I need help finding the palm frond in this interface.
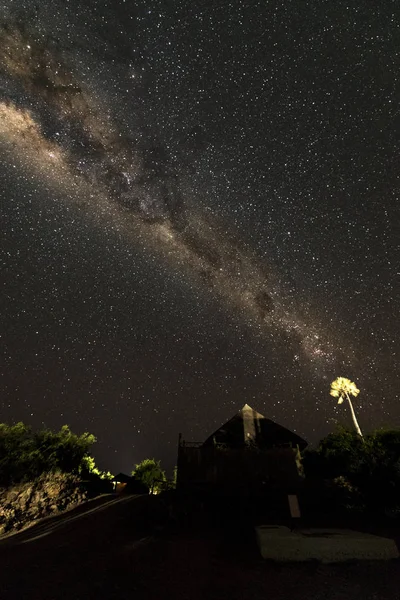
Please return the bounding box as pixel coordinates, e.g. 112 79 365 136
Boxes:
330 377 360 398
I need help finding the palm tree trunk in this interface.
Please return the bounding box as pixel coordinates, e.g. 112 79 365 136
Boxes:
345 392 363 437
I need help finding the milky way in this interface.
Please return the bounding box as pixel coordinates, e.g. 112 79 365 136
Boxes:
0 22 345 375
1 2 398 472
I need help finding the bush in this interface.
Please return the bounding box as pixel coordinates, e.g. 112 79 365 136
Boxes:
0 422 96 487
302 426 400 517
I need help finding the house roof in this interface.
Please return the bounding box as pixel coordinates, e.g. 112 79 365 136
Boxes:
112 472 132 483
202 404 307 450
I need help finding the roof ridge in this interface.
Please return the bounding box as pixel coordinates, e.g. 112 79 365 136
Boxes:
239 404 266 419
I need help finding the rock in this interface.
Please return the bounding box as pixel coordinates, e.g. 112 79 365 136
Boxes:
0 472 88 534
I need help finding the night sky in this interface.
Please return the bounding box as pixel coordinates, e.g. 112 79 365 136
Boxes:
1 1 399 474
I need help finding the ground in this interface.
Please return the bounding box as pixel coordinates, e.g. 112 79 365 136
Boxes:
0 493 399 599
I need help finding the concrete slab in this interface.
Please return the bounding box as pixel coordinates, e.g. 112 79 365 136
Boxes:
255 525 400 563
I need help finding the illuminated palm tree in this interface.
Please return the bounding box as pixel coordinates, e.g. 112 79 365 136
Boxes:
330 377 363 437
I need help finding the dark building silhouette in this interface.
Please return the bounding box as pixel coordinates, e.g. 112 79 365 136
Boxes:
202 404 307 450
111 472 148 494
177 404 307 496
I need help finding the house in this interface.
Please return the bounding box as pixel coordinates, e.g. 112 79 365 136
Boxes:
111 472 149 495
112 472 132 493
177 404 307 495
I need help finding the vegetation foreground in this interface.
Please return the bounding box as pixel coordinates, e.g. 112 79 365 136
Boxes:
0 422 173 534
0 415 400 536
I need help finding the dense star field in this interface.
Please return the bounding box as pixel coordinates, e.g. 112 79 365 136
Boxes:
1 1 398 473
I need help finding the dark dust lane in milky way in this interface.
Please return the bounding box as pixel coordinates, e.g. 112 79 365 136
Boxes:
0 21 344 376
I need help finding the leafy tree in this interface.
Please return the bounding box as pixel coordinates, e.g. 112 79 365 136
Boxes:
132 458 166 494
53 426 96 474
330 377 363 436
0 422 96 487
303 426 365 480
79 455 114 481
303 426 400 516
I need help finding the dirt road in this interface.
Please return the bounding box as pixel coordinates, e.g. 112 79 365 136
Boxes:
1 494 400 600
